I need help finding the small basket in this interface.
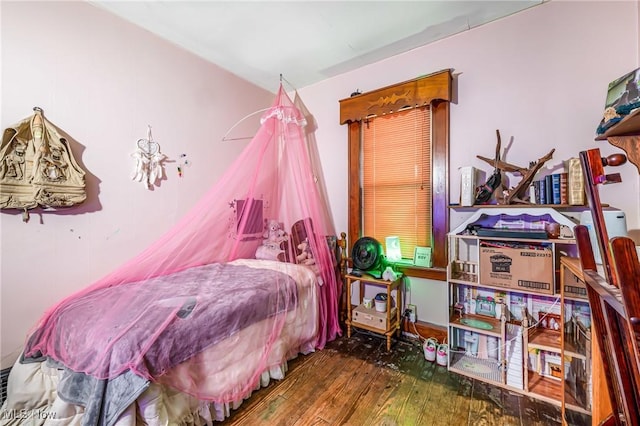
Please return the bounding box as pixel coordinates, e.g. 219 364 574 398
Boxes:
436 344 448 367
423 338 438 362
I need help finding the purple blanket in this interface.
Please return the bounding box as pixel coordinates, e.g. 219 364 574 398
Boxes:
26 263 298 379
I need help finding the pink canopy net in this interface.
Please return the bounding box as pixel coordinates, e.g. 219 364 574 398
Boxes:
23 86 342 404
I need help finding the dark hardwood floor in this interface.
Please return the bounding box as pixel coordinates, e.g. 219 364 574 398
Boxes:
221 330 591 425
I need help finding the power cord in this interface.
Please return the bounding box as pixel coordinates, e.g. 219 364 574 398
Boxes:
401 310 444 349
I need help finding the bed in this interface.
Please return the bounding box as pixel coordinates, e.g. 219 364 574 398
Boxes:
1 85 345 426
0 256 337 425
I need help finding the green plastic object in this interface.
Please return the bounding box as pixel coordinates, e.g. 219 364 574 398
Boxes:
460 318 493 330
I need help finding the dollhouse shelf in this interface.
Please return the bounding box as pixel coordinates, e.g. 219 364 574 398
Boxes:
528 371 590 415
449 353 503 385
528 328 560 352
528 328 585 360
447 207 597 421
528 372 562 402
449 313 502 337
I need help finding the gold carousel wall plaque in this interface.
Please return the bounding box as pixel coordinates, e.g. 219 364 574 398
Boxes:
0 107 87 220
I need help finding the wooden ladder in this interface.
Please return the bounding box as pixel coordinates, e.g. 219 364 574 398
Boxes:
575 148 640 426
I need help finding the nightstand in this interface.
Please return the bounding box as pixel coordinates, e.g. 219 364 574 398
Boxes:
344 273 403 350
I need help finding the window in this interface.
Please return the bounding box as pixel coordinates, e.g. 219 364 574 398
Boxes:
339 70 452 280
362 107 431 260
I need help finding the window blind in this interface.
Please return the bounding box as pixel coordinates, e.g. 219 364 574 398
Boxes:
362 106 432 260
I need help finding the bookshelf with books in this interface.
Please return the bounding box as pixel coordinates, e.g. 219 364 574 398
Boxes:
530 160 583 206
532 172 571 206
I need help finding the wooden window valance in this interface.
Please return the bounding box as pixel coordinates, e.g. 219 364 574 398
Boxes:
339 69 453 124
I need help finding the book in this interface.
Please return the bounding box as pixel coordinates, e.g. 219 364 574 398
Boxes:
533 180 541 204
545 175 553 205
538 178 547 205
460 166 476 207
567 158 585 205
529 183 537 204
559 172 568 204
551 173 561 204
413 246 432 267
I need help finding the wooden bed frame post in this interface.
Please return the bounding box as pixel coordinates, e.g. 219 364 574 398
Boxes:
576 148 640 426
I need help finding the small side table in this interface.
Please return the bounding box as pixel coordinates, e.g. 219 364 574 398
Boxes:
344 272 403 350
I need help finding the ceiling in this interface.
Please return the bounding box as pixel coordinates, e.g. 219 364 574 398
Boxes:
90 1 543 93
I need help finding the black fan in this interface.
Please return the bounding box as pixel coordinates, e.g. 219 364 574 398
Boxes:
351 237 385 279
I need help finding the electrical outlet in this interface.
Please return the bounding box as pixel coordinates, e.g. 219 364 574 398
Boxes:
407 304 416 323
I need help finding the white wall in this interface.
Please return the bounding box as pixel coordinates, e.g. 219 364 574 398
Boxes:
0 1 274 368
299 0 640 328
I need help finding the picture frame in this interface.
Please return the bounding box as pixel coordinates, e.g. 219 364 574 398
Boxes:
604 67 640 110
598 67 640 135
413 246 432 267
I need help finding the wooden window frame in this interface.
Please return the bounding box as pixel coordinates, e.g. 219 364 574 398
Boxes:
339 69 452 281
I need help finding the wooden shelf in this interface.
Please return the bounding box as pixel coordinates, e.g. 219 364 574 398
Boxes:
595 108 640 140
595 109 640 173
449 313 503 337
563 340 587 360
448 277 478 286
528 371 563 406
528 328 561 352
449 204 590 210
527 371 590 414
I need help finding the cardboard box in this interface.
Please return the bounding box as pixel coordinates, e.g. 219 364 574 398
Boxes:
352 305 396 332
479 245 554 295
560 257 588 300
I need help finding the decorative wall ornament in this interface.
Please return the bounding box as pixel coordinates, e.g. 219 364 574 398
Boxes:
131 125 166 189
0 107 87 219
476 129 555 205
177 153 190 178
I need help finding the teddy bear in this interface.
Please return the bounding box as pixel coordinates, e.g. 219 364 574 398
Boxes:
296 238 315 265
255 219 288 261
263 219 287 246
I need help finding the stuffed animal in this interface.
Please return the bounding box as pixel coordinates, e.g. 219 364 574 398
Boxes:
263 219 286 246
296 238 315 265
382 266 398 282
256 219 288 261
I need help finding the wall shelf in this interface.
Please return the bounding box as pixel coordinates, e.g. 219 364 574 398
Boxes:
595 108 640 140
595 109 640 173
449 204 592 211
